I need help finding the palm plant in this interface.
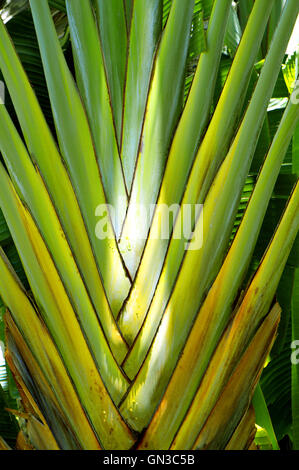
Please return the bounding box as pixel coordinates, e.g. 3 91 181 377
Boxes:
0 0 298 450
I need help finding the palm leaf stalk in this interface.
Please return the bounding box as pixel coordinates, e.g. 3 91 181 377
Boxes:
119 0 276 351
119 0 298 429
0 0 298 450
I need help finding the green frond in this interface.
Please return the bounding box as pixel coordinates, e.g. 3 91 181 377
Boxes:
0 0 298 450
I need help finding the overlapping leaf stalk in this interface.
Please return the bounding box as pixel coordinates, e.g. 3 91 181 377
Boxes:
0 0 298 450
